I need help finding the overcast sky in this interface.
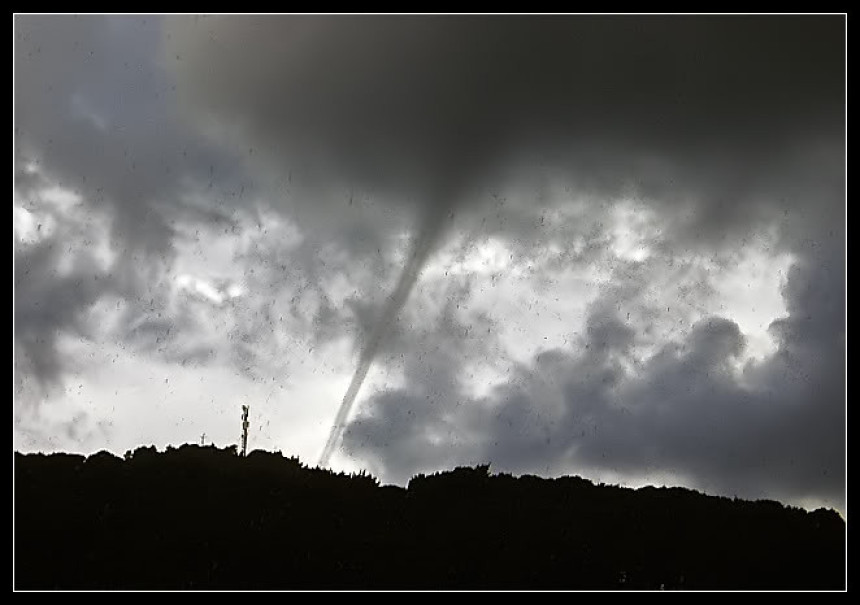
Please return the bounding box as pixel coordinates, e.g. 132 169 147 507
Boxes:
13 15 845 513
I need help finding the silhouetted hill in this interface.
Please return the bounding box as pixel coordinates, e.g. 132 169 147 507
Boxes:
14 447 845 590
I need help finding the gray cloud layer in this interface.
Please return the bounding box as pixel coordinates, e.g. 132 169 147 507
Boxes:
344 243 845 507
14 15 251 388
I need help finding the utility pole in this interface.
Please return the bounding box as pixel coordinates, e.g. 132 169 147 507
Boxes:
241 405 250 457
200 433 206 446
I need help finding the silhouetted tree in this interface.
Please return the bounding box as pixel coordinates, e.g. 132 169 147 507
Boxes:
14 448 845 590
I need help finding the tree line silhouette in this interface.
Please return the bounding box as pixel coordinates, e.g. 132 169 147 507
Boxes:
15 446 845 590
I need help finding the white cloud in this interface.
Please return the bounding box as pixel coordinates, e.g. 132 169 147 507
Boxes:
175 274 240 305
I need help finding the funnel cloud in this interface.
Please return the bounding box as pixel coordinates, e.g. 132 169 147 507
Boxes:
319 209 447 465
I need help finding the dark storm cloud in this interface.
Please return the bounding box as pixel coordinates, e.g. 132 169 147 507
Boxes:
17 14 845 287
168 15 843 239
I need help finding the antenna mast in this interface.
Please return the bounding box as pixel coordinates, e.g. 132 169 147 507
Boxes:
241 405 250 457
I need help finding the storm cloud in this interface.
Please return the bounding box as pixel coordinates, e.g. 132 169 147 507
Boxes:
166 16 842 237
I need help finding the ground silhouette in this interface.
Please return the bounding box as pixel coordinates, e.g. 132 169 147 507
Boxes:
14 446 845 590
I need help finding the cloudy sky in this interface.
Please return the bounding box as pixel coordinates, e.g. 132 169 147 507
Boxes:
14 15 845 513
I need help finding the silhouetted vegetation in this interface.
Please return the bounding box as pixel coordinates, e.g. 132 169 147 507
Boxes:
15 447 844 590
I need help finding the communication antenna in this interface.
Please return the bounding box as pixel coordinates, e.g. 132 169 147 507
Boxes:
241 405 250 457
